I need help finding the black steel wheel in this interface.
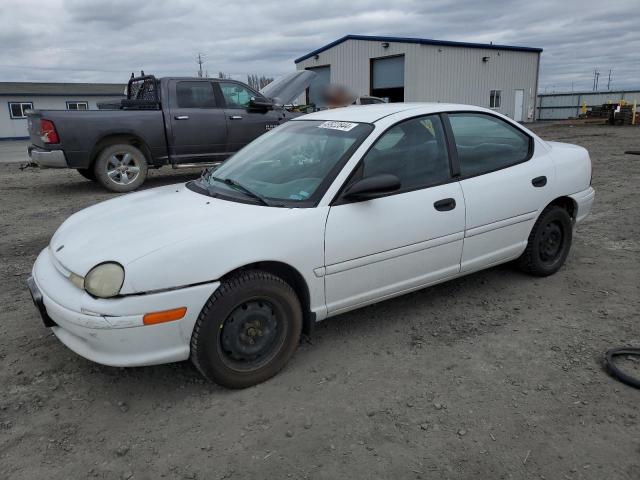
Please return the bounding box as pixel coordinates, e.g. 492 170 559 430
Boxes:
517 205 573 276
219 299 284 371
190 270 302 388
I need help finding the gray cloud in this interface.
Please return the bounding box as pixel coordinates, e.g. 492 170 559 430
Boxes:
0 0 638 93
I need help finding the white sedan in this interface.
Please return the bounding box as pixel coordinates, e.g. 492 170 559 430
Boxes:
28 103 595 388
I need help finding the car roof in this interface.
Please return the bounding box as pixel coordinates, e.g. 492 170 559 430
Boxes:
295 102 488 123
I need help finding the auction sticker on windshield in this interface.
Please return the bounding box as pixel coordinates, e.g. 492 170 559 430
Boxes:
318 121 359 132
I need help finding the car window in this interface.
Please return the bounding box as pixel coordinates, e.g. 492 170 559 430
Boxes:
449 113 530 177
176 81 216 108
360 115 451 191
219 82 256 108
202 120 373 204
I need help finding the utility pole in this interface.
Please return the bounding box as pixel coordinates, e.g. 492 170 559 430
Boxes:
607 69 612 90
196 53 205 78
593 68 600 91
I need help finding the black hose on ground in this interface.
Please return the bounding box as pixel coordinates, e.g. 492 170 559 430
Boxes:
624 151 640 155
604 347 640 389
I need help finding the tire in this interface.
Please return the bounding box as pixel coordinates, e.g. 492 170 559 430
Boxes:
94 144 148 192
517 205 573 277
190 270 303 388
76 168 97 181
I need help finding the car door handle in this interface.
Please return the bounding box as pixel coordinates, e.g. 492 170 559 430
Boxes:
174 115 189 120
434 198 456 211
532 176 547 187
229 115 243 120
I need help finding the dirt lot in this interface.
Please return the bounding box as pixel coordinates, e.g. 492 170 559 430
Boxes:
0 123 639 480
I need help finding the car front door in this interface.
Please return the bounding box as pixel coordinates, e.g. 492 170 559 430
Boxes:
168 80 228 163
323 114 466 315
447 112 555 273
218 81 282 153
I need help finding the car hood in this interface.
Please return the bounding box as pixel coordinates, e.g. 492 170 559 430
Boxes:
260 70 316 105
49 183 294 287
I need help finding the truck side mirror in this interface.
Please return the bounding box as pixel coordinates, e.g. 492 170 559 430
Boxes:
249 97 274 111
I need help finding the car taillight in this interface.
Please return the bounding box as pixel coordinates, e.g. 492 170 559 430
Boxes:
40 119 60 144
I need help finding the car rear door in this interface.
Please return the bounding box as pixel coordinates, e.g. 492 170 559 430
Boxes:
446 112 555 272
218 81 282 153
167 79 228 163
323 114 465 315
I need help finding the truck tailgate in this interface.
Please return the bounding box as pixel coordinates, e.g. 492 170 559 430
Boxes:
26 112 45 148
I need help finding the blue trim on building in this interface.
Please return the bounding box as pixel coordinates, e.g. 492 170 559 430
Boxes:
294 34 543 64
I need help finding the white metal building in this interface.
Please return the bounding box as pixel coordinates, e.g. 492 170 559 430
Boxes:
537 90 640 120
0 82 125 139
295 35 542 121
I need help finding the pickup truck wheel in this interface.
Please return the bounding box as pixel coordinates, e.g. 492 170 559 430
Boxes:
190 270 303 389
517 205 573 277
76 168 96 181
94 144 148 192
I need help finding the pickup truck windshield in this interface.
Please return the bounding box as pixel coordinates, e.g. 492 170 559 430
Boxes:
200 120 373 205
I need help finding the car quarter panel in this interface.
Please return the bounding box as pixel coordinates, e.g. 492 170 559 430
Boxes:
546 141 592 197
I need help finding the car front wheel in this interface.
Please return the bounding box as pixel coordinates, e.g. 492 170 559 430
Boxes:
190 270 303 388
517 205 573 276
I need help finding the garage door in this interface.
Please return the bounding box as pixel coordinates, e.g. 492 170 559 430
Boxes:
371 55 404 102
306 66 331 107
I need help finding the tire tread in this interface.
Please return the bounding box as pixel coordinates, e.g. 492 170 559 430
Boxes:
190 270 300 387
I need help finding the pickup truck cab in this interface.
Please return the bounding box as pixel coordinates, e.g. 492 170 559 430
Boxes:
27 73 311 192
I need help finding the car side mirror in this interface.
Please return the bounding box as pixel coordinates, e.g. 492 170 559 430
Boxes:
343 174 401 201
249 97 274 111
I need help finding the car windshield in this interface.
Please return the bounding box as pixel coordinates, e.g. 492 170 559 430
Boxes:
199 120 373 205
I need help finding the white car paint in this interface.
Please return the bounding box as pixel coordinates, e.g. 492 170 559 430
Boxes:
30 102 595 368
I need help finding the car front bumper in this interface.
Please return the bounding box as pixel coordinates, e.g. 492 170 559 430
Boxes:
28 146 68 168
29 248 220 367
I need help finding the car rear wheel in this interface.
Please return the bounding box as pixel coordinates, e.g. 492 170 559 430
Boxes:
517 205 573 276
190 270 303 388
94 144 148 192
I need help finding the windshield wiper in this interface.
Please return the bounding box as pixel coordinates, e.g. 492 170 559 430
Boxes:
209 175 271 207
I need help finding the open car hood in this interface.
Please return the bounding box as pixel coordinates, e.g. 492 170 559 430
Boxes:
260 70 316 105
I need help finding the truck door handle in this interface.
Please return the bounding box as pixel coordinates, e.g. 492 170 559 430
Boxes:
434 198 456 211
532 176 547 187
174 115 189 120
229 115 243 120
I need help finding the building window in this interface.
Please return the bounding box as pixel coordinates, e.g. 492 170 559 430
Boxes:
489 90 501 108
66 101 89 110
9 102 33 119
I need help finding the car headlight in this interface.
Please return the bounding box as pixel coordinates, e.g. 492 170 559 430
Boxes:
84 262 125 298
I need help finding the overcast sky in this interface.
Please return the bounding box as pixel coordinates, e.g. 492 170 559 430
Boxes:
1 0 638 93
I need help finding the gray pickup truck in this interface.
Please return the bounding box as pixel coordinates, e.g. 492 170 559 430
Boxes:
27 72 313 192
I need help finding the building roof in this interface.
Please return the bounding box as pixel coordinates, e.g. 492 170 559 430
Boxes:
295 34 543 63
0 82 126 96
293 102 491 123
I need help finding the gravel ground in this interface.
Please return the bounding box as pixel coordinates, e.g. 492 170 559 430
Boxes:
0 140 30 164
0 123 639 480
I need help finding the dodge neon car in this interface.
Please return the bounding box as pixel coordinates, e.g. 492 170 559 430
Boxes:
28 103 595 388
